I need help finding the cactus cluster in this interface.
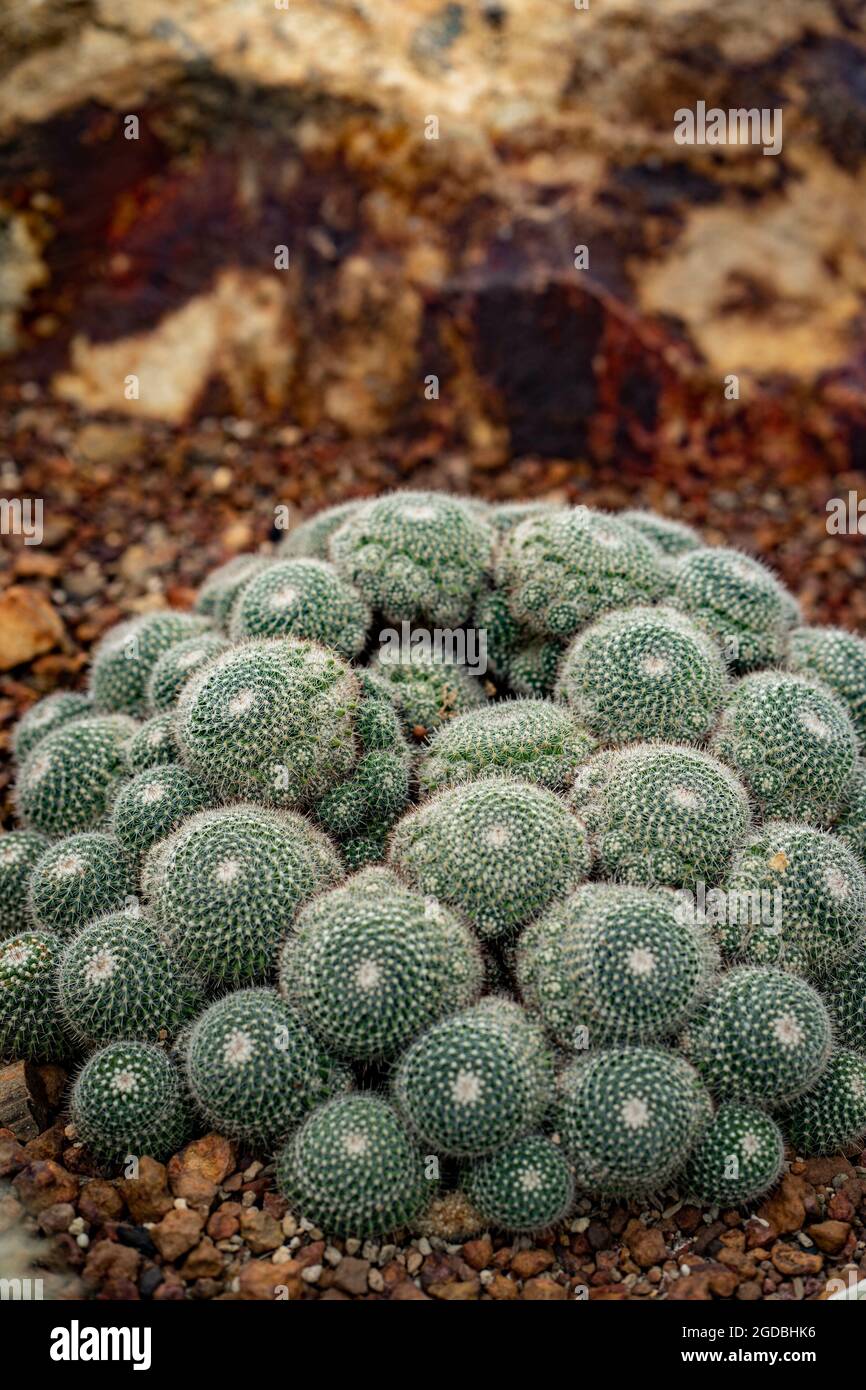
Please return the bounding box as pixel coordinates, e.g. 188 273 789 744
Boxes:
2 494 866 1240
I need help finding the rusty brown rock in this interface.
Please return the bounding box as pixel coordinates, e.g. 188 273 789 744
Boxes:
770 1243 824 1277
0 587 65 671
428 1278 481 1300
332 1256 371 1297
757 1173 808 1235
462 1234 494 1271
239 1207 283 1255
150 1207 205 1262
511 1248 555 1280
805 1221 851 1256
82 1239 142 1289
120 1157 174 1223
78 1179 125 1226
522 1275 567 1300
207 1204 241 1241
238 1258 293 1300
625 1220 668 1269
181 1238 225 1281
12 1159 78 1213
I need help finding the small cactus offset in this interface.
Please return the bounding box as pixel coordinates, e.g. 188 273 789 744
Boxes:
279 867 483 1060
0 931 70 1062
834 759 866 861
620 510 703 558
11 691 92 763
504 636 565 699
569 743 750 889
496 506 667 641
143 804 342 987
681 967 832 1105
463 1134 575 1233
780 1050 866 1156
669 547 791 672
184 988 350 1150
712 672 857 823
389 776 590 939
27 832 135 937
71 1041 193 1164
329 490 495 628
785 625 866 746
556 606 728 745
683 1102 785 1206
228 557 371 658
393 999 554 1157
368 647 486 738
15 714 138 836
109 763 213 863
125 713 179 772
193 554 273 625
280 499 368 560
0 830 50 939
516 882 718 1049
146 633 232 713
89 611 213 717
718 821 866 978
57 909 203 1047
275 1093 429 1237
824 946 866 1052
417 699 595 794
555 1048 711 1198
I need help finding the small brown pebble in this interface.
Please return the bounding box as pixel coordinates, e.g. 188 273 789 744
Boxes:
511 1248 554 1280
625 1219 668 1269
800 1156 856 1186
12 1160 79 1214
333 1256 371 1297
120 1157 174 1223
389 1281 431 1300
675 1205 701 1234
770 1242 823 1277
207 1207 240 1241
78 1179 124 1226
0 1135 26 1178
82 1239 142 1289
37 1201 75 1234
0 1193 24 1233
428 1278 480 1300
522 1275 567 1300
462 1234 494 1270
736 1280 763 1301
586 1220 612 1251
151 1207 205 1262
486 1273 519 1300
240 1207 283 1254
757 1173 808 1235
805 1220 851 1255
182 1238 225 1281
238 1259 292 1300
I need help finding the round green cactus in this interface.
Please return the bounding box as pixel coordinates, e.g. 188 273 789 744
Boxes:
193 553 273 625
281 500 369 560
0 931 70 1061
146 632 232 713
496 506 666 641
90 611 212 717
681 967 832 1104
505 637 565 698
393 999 554 1156
314 673 411 841
620 510 703 558
463 1134 574 1233
823 946 866 1052
780 1050 866 1155
834 759 866 861
27 832 135 937
718 821 866 978
228 557 371 658
329 490 494 629
556 606 728 745
275 1092 429 1237
388 776 590 940
516 882 718 1049
109 763 213 863
57 909 203 1047
712 672 857 823
15 714 138 837
569 743 750 889
670 547 792 672
71 1041 193 1165
683 1102 785 1206
785 625 866 746
490 500 564 535
184 987 349 1150
280 867 482 1060
142 804 342 986
369 646 486 738
0 830 50 939
12 691 92 763
125 713 179 772
417 700 595 794
555 1047 711 1198
175 637 361 807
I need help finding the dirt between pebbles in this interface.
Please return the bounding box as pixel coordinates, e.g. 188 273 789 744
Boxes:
1 391 866 1300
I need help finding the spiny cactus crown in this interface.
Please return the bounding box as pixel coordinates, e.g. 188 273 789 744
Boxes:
143 803 342 987
496 505 667 641
517 882 718 1049
556 605 729 746
555 1047 711 1199
281 499 368 560
0 830 50 939
417 699 595 794
27 832 135 937
569 742 750 888
620 510 703 558
683 1102 785 1207
712 671 857 823
184 987 349 1150
280 867 483 1060
15 714 138 837
109 762 213 864
71 1041 192 1164
389 775 591 939
228 557 371 659
681 966 832 1105
824 945 866 1052
368 646 486 738
785 625 866 746
12 691 92 763
89 611 213 717
125 712 178 772
193 553 273 625
669 547 794 673
146 632 232 713
276 1092 429 1238
779 1050 866 1156
835 759 866 861
0 931 70 1062
330 490 495 628
719 821 866 978
463 1134 574 1234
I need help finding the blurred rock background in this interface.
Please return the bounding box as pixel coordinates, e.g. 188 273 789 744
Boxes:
1 0 866 811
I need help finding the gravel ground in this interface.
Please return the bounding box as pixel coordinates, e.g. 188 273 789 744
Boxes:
2 385 866 1300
